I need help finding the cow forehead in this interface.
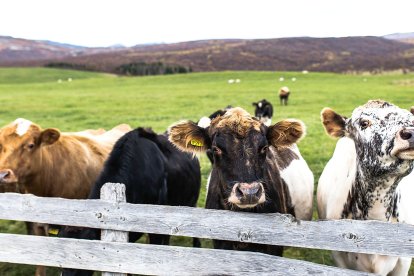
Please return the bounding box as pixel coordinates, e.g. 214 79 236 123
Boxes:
211 107 262 137
0 118 38 141
351 101 412 122
13 118 33 136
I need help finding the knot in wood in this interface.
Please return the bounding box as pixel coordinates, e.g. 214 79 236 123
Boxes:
342 232 365 244
238 230 253 242
171 226 180 234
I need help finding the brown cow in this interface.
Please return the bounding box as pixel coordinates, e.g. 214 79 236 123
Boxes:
0 118 131 276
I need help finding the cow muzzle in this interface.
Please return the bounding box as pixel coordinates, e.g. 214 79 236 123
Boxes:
0 169 18 184
228 182 265 208
393 127 414 159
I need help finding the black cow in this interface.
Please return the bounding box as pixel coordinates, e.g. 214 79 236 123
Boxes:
252 99 273 126
169 107 308 256
60 128 201 276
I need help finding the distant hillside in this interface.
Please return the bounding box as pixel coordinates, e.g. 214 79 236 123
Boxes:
384 32 414 45
1 36 414 73
0 36 118 64
0 36 84 63
48 36 414 73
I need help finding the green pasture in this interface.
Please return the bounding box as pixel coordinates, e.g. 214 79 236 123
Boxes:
0 67 413 275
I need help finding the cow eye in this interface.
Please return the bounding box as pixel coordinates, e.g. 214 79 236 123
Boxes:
212 146 222 156
27 143 35 150
359 119 371 129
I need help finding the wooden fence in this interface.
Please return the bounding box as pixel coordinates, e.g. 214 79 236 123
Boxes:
0 182 413 275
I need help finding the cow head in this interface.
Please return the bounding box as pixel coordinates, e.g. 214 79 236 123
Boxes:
169 107 305 209
321 100 414 177
0 119 60 184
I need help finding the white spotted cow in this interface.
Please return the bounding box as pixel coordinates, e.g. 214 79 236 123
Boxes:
318 100 414 275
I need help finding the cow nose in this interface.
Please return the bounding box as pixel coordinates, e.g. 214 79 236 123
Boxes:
399 128 414 141
0 169 14 183
235 183 263 202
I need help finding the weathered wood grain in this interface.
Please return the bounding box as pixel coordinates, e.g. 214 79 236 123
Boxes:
0 192 413 257
0 233 372 275
100 183 128 276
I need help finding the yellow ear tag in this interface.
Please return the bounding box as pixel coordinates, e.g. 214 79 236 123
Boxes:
190 140 203 147
48 228 59 235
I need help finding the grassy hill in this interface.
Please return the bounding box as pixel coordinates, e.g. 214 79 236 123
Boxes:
0 68 414 275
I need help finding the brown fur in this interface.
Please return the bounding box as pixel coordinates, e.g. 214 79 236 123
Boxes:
0 120 131 276
0 120 130 198
321 108 346 137
212 107 261 137
168 120 209 153
267 119 305 147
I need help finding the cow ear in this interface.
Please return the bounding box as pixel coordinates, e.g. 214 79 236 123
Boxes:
321 108 347 138
410 106 414 115
252 102 258 106
267 119 305 147
40 128 60 145
168 121 210 153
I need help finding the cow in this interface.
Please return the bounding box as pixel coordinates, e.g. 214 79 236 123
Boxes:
318 100 414 275
169 107 314 255
60 128 201 276
0 118 131 276
279 86 290 106
252 99 273 126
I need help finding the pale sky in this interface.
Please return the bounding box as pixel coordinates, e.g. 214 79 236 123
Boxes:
0 0 412 47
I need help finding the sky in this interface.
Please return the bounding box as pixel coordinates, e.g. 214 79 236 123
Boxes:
0 0 413 47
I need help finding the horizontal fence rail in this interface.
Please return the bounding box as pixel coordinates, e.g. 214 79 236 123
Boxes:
0 233 372 276
0 192 413 258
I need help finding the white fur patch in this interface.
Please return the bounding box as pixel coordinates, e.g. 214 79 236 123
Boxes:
13 118 32 136
261 117 272 127
280 144 314 220
317 137 356 219
198 117 211 128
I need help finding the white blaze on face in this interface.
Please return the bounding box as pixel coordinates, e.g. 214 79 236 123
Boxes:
258 102 262 108
197 117 212 128
13 118 32 136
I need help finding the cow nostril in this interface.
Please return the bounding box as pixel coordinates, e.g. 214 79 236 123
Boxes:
235 185 244 198
0 170 10 180
400 129 413 140
255 185 263 197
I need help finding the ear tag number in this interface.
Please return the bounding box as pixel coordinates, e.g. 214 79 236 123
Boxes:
190 140 203 147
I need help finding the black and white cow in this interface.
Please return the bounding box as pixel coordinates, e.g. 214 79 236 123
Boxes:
60 128 201 276
169 107 313 255
252 99 273 126
318 100 414 275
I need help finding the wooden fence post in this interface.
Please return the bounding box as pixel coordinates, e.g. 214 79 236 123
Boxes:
100 183 128 276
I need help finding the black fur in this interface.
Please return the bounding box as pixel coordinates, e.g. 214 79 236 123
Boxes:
252 99 273 121
205 128 292 256
60 128 201 276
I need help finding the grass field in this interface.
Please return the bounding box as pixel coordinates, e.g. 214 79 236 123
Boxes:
0 67 413 275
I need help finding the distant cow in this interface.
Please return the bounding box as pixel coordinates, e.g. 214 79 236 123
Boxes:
0 118 130 276
279 86 290 105
318 100 414 275
252 99 273 126
60 128 201 276
169 107 313 255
